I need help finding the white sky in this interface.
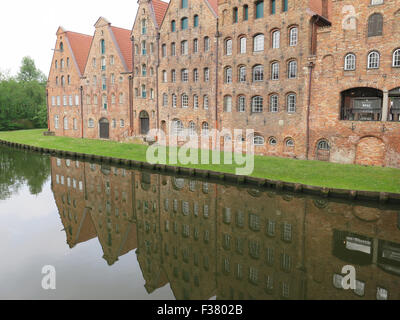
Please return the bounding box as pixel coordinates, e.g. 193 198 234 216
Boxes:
0 0 140 77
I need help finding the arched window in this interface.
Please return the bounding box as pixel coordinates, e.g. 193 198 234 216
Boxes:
368 51 380 69
344 53 356 71
171 42 176 56
181 40 188 55
286 139 295 148
142 64 147 76
233 7 238 23
173 119 184 136
253 65 264 82
368 13 383 37
171 69 176 82
225 67 233 83
61 76 65 86
239 36 247 54
181 94 189 108
289 27 298 46
238 66 246 82
243 5 249 21
317 140 330 151
253 34 264 52
189 122 196 136
288 60 297 78
141 19 147 34
60 42 64 52
54 115 59 129
225 38 233 55
254 135 265 146
172 94 177 108
252 96 263 113
181 69 189 82
204 37 210 52
224 95 232 112
171 20 176 32
181 17 189 30
193 95 199 109
271 62 279 80
287 94 296 113
393 49 400 67
181 0 188 8
194 15 199 27
193 69 199 82
272 30 280 49
203 95 209 109
255 1 264 19
88 119 94 128
270 94 279 112
269 137 278 146
141 41 147 55
193 39 198 53
63 117 68 130
163 93 168 107
100 39 106 54
102 94 107 109
202 122 209 136
234 95 245 112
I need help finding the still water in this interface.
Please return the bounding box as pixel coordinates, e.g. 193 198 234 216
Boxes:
0 145 399 300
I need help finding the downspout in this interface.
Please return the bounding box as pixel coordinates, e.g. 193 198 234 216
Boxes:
46 89 50 131
80 85 84 139
306 62 314 161
130 36 135 136
156 32 160 132
214 19 220 150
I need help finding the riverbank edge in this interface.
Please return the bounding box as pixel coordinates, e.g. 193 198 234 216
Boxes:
1 138 399 205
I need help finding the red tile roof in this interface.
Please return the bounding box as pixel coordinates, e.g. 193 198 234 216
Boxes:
152 0 169 27
205 0 218 16
110 26 133 72
66 31 92 75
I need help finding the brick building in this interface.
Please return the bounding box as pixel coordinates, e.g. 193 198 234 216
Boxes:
47 27 92 138
310 0 400 167
47 0 400 168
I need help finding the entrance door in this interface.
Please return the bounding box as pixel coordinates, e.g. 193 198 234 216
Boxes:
99 118 109 139
139 111 150 135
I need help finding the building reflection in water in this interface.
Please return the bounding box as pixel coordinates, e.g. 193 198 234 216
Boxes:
50 157 400 300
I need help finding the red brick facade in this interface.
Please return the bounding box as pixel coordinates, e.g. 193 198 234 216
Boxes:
47 0 400 168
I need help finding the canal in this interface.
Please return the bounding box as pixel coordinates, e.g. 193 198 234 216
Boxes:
0 145 399 300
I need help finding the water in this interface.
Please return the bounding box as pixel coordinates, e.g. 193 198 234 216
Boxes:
0 145 399 300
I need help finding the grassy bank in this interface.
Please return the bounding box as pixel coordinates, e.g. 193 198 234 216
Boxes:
1 129 400 193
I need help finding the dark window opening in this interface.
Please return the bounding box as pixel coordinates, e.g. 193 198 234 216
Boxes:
368 13 383 37
389 88 400 122
340 87 383 121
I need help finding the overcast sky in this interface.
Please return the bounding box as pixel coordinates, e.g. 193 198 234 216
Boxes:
0 0 141 76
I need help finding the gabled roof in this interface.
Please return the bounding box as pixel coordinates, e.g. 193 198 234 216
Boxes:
152 0 169 27
110 26 133 72
65 31 93 75
205 0 218 16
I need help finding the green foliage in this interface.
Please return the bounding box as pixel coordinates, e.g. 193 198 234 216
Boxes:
0 57 47 131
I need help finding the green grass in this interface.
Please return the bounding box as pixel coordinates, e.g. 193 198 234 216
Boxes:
1 129 400 193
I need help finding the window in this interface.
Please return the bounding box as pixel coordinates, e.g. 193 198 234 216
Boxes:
253 65 264 82
225 67 233 83
368 51 380 69
287 94 296 113
204 68 210 82
88 119 94 128
171 69 176 82
181 17 189 30
102 75 107 90
163 93 168 107
233 7 238 23
238 96 246 112
101 57 106 71
243 5 249 20
252 96 263 113
283 0 288 11
102 94 107 109
67 75 71 85
110 55 114 65
135 45 139 55
194 15 199 27
172 94 177 108
194 95 199 109
270 0 276 14
171 42 176 56
254 34 264 52
93 95 98 105
181 0 188 8
181 40 188 55
141 19 147 34
111 73 115 84
142 64 147 77
225 39 233 55
111 93 116 104
120 119 125 128
269 137 277 146
255 1 264 19
61 59 65 69
202 122 209 136
203 95 209 109
286 139 295 147
288 60 297 78
61 76 65 86
100 39 106 54
289 27 298 46
204 37 210 52
182 94 189 108
181 69 189 82
55 76 58 86
193 69 199 82
173 120 184 136
119 93 124 104
63 117 68 130
142 41 147 55
270 94 279 112
171 20 176 32
112 119 117 128
368 13 383 37
271 62 279 80
393 49 400 67
224 95 233 112
63 95 67 106
344 54 356 71
193 39 198 53
73 118 77 130
141 85 147 98
254 135 265 146
239 66 246 82
51 96 56 106
54 115 59 129
239 37 247 54
189 122 196 136
162 70 167 82
272 30 280 48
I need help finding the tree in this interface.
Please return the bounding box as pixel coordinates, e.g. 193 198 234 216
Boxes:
17 56 46 83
